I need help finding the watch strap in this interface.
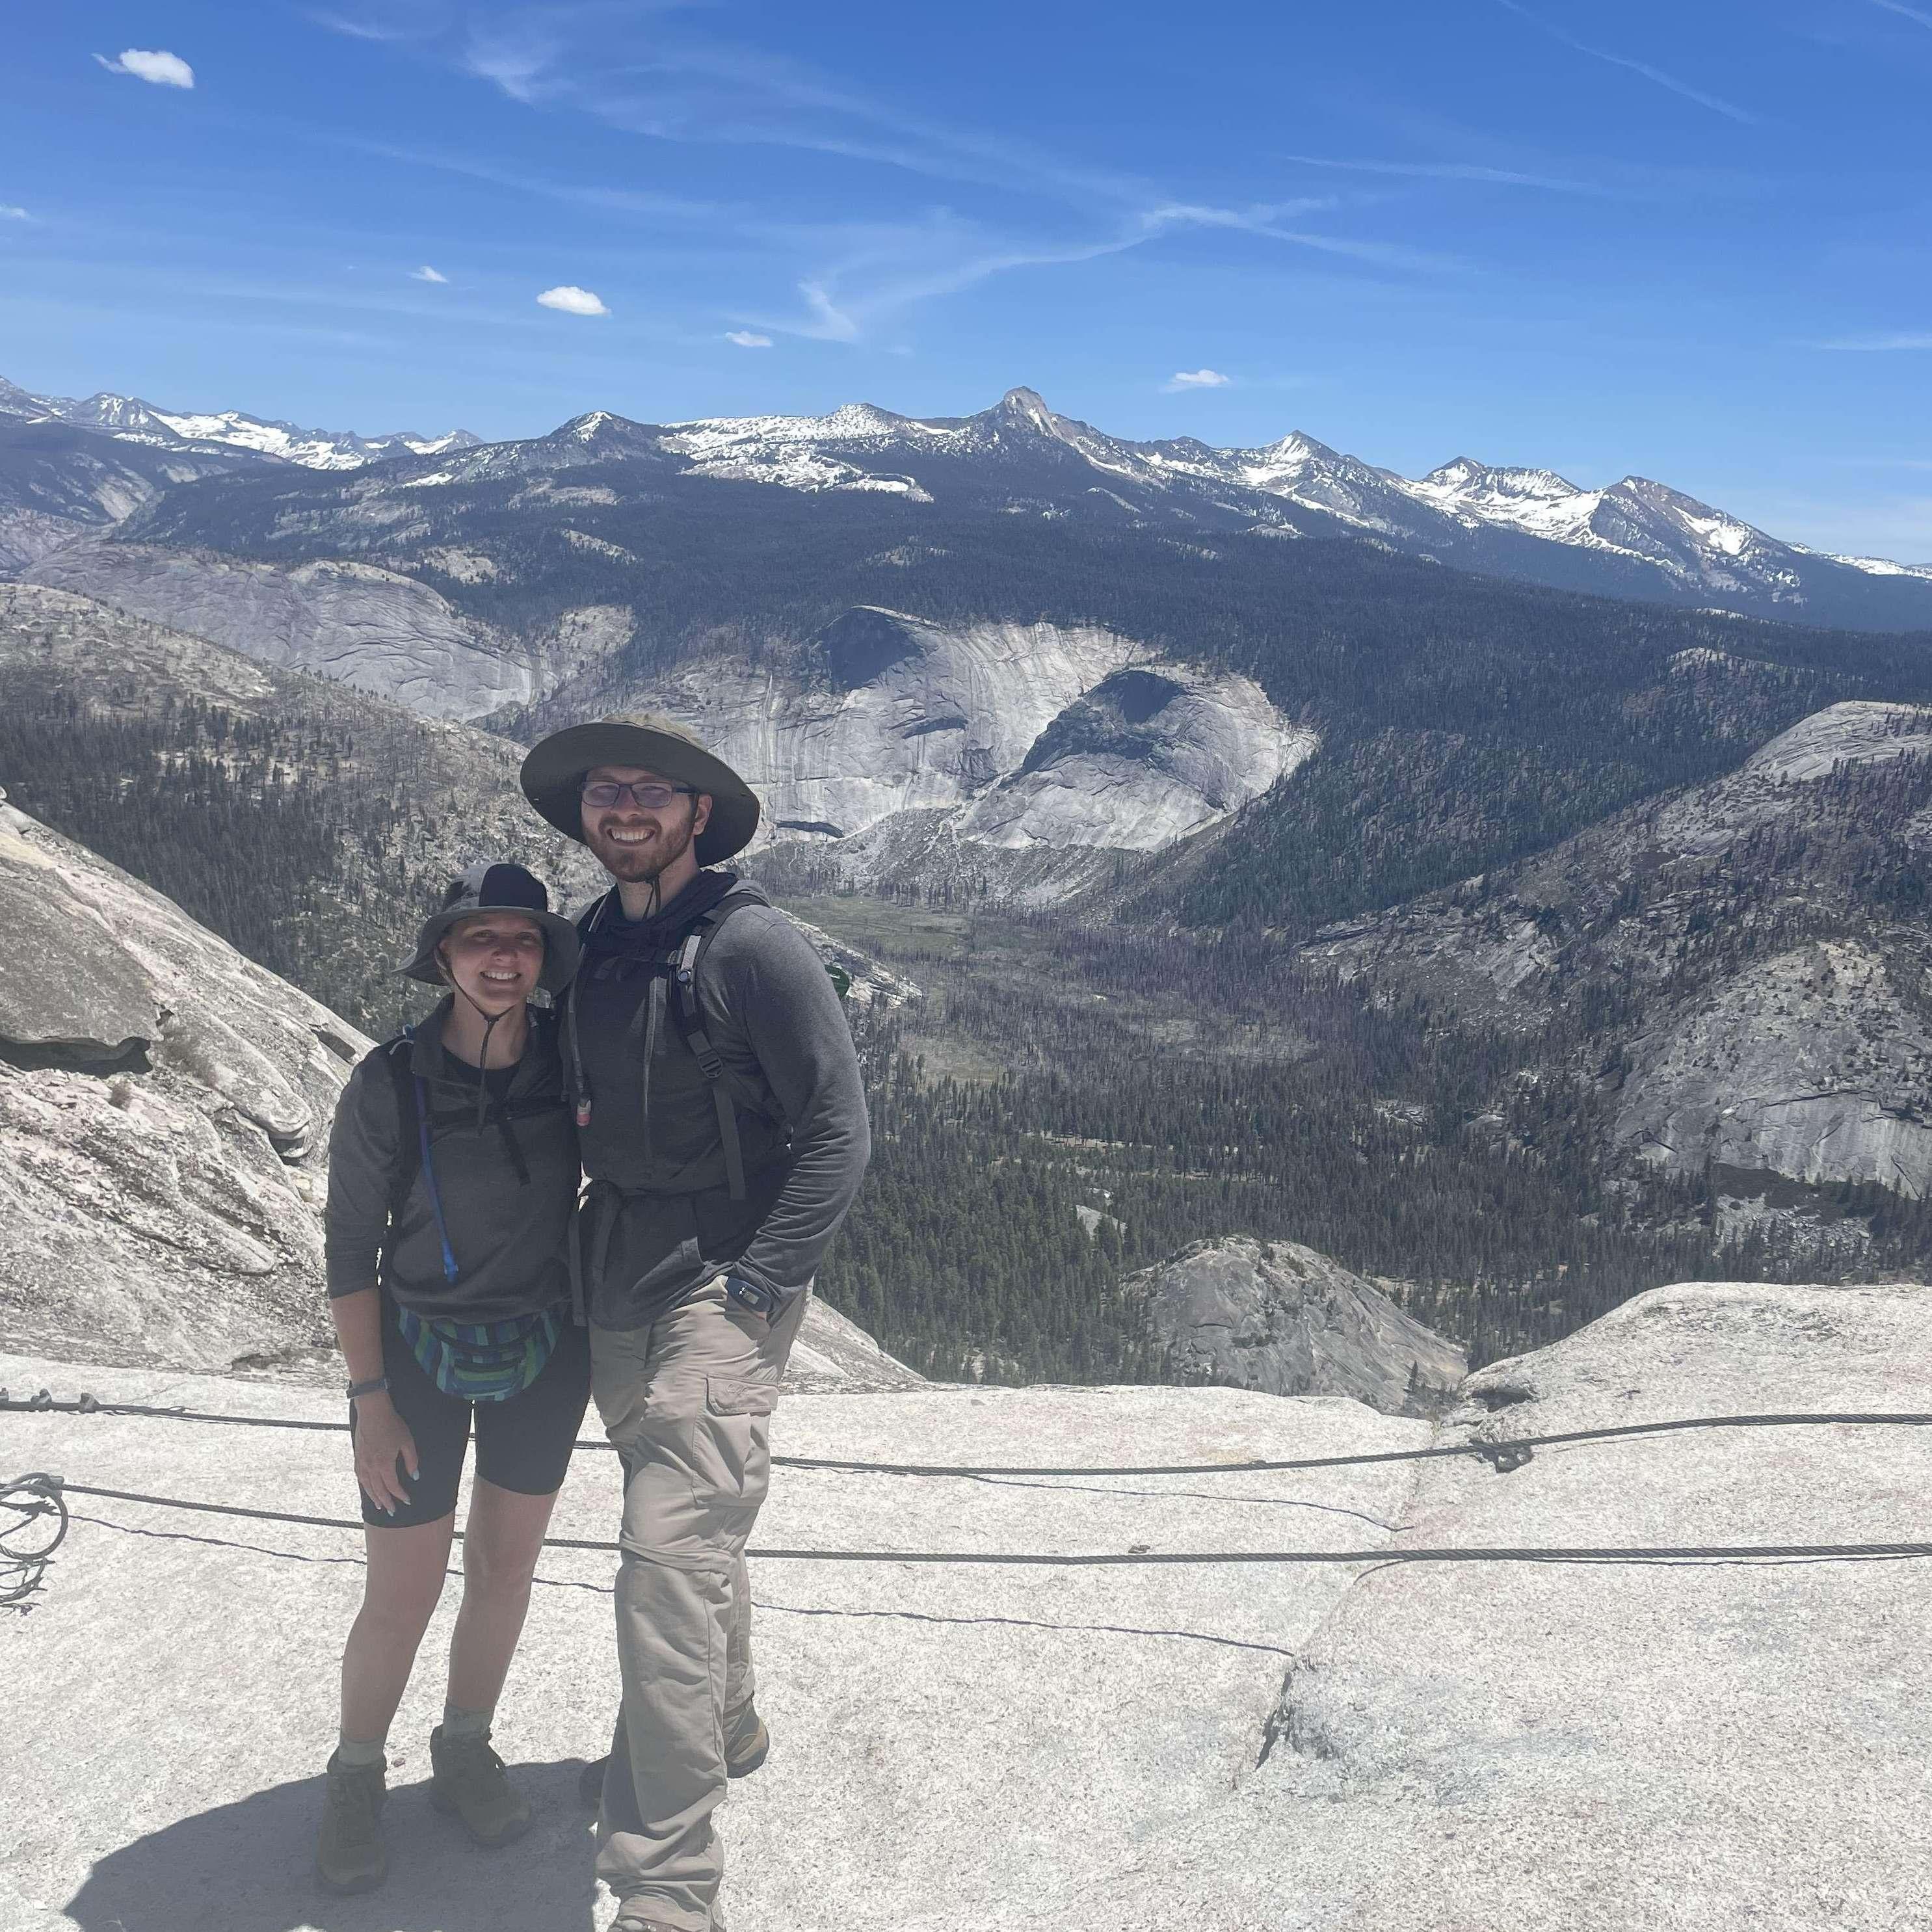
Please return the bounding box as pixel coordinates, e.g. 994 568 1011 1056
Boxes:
345 1375 390 1401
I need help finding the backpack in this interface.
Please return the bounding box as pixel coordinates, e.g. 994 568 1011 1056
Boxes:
564 882 850 1202
371 1009 567 1284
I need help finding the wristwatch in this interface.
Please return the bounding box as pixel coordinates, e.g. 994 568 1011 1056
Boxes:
345 1375 390 1401
723 1275 782 1321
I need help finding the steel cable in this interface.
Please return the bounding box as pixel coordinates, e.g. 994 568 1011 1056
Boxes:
8 1388 1932 1479
46 1479 1932 1569
1 1472 71 1609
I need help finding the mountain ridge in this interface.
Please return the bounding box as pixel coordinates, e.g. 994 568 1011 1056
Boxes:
6 372 1929 628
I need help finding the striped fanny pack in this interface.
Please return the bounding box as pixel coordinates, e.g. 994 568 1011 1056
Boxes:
395 1303 564 1403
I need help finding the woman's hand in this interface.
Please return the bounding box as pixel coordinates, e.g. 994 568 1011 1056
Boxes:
353 1394 420 1515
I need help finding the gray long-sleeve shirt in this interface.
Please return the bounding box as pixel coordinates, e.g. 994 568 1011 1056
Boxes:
324 1001 579 1322
566 879 871 1329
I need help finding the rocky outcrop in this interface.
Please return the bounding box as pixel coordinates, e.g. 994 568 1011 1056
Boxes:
1616 938 1932 1195
0 792 366 1370
23 542 535 719
1134 1235 1466 1414
616 606 1314 862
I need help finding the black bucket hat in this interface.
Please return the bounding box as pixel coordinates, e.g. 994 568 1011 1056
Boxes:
518 713 761 867
401 862 581 994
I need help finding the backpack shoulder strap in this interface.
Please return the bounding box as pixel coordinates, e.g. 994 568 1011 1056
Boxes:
667 888 771 1202
371 1033 424 1239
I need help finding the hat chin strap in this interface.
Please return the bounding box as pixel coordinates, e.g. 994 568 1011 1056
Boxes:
438 956 517 1133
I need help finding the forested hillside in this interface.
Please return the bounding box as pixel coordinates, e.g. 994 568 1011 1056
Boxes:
0 585 595 1035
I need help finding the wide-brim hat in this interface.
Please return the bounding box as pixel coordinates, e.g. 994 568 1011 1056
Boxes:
519 713 761 867
401 861 582 993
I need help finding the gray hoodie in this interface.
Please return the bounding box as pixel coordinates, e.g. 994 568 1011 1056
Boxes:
324 999 579 1322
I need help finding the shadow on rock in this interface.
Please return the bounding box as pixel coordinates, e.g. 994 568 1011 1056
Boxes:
64 1759 600 1932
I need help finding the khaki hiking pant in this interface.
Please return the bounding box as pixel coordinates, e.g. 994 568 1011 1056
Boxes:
590 1277 807 1932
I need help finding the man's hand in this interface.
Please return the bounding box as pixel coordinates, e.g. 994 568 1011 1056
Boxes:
352 1394 420 1515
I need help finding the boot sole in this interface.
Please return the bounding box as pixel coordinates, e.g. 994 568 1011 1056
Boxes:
430 1784 534 1847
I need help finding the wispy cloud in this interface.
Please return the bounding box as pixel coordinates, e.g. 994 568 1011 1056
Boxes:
1816 331 1932 351
96 49 196 88
1164 369 1230 392
537 284 611 316
1496 2 1758 124
725 329 773 348
410 264 448 283
321 8 1459 347
1 205 29 222
1870 0 1932 27
307 4 449 42
1280 152 1607 196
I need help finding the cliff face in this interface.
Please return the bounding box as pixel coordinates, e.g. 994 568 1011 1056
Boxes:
24 542 536 720
602 606 1314 870
1133 1236 1466 1414
1615 938 1932 1195
0 789 364 1371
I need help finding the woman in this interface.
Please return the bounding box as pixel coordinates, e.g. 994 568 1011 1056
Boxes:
315 862 587 1895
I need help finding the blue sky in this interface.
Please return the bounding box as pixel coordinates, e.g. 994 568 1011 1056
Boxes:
6 1 1932 558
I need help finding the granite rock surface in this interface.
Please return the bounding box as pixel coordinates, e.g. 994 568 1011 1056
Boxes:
1136 1236 1467 1413
5 1279 1927 1930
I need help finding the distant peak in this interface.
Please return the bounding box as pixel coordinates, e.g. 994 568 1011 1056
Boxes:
996 386 1055 429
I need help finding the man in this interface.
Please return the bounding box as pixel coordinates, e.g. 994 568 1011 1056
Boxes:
519 714 871 1932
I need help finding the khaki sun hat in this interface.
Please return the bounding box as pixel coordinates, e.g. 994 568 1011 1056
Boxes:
401 861 582 994
518 713 761 867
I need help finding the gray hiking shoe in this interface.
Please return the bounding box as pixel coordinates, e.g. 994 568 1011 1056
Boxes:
429 1725 533 1847
315 1751 387 1894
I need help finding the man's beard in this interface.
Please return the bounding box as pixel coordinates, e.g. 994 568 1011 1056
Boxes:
590 807 696 885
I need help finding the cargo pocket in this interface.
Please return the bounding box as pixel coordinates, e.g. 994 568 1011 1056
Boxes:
698 1376 780 1526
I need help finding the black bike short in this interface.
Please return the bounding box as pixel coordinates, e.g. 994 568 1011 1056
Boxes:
351 1306 592 1528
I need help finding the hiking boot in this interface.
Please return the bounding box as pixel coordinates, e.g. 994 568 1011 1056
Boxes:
611 1906 726 1932
315 1751 387 1894
429 1724 533 1847
722 1702 770 1778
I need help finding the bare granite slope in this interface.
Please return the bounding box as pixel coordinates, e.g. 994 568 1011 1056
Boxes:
1135 1235 1466 1413
0 789 366 1371
4 1278 1926 1930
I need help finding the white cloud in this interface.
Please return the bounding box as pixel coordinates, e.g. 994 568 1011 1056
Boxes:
537 284 611 316
1816 333 1932 352
410 265 449 283
1163 368 1231 392
725 330 773 348
0 205 29 222
96 49 196 88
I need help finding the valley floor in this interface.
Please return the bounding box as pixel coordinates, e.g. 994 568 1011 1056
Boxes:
5 1278 1930 1930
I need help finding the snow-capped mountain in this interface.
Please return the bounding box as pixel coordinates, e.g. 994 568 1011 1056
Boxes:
436 386 1925 628
0 375 477 472
10 375 1932 629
